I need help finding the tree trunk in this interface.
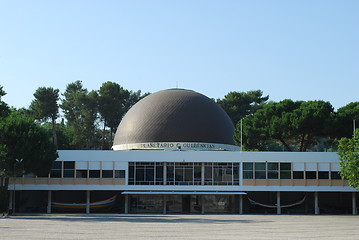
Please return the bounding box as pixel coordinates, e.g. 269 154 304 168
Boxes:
278 138 292 151
51 117 58 149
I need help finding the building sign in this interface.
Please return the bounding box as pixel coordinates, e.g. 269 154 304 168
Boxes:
112 142 240 151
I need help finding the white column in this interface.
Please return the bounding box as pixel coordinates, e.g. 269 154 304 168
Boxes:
86 190 90 214
124 194 129 214
239 195 243 214
201 163 205 185
352 192 357 215
314 192 320 215
163 163 167 185
277 191 281 215
47 190 52 214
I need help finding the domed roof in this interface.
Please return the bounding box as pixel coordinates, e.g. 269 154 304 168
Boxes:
112 89 239 151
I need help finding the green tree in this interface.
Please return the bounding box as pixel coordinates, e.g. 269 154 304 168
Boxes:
338 129 359 189
0 111 58 214
236 100 334 151
98 82 130 149
61 81 98 149
217 90 269 125
29 87 60 148
0 85 10 118
331 102 359 139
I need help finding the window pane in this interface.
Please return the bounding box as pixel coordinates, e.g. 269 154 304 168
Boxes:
52 161 62 170
76 170 88 178
243 171 253 179
63 161 75 169
268 171 278 179
267 163 278 170
255 171 266 179
102 170 113 178
115 170 125 178
255 163 266 170
280 171 291 179
63 169 74 178
280 163 291 170
293 171 304 179
306 171 316 179
50 170 61 178
89 170 100 178
318 171 329 179
243 163 253 170
331 171 341 179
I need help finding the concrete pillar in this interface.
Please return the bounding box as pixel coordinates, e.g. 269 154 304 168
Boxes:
47 190 52 214
239 195 243 214
86 190 90 214
352 192 357 215
124 194 129 214
163 163 167 185
201 163 205 185
314 192 320 215
277 191 281 215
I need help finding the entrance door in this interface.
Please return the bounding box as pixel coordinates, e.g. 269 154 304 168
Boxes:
182 195 191 213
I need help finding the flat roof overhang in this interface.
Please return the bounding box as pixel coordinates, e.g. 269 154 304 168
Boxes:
122 191 247 195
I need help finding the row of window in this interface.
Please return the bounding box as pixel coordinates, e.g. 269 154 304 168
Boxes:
243 162 341 180
50 161 125 178
129 162 240 185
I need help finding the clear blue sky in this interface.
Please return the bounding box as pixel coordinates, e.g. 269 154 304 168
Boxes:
0 1 358 110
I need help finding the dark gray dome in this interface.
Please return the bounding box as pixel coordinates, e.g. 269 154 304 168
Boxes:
113 89 236 149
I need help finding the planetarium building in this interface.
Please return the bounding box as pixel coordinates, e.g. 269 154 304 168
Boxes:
9 89 359 214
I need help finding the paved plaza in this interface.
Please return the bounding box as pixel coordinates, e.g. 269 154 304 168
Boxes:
1 214 358 240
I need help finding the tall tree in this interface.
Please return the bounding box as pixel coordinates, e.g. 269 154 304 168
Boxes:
331 102 359 139
98 82 130 148
29 87 60 148
217 90 269 125
236 100 334 151
61 81 98 149
338 129 359 189
0 85 10 119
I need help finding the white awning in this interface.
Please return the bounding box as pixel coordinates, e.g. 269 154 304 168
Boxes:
122 191 247 195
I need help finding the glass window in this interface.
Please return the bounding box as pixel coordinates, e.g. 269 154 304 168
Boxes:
89 170 100 178
63 161 75 169
331 171 341 180
243 171 253 179
76 170 88 178
267 163 278 170
102 170 113 178
280 163 291 179
115 170 125 178
293 171 304 179
318 171 329 179
280 163 291 170
63 169 74 178
50 170 61 178
243 163 253 170
255 163 266 179
52 161 62 170
306 171 317 179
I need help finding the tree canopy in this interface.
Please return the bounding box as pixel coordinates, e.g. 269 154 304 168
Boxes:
0 112 58 178
217 90 269 125
235 100 334 151
29 87 60 147
338 129 359 189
